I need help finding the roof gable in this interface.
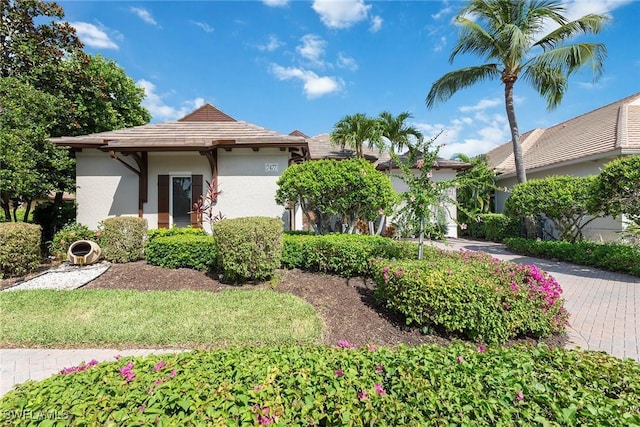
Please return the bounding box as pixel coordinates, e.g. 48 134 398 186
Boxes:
178 103 236 122
486 92 640 175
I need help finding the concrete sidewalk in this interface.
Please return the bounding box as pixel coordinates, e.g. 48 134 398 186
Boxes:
1 239 638 397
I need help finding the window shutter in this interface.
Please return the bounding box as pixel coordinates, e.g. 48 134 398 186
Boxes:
158 175 169 229
191 174 203 227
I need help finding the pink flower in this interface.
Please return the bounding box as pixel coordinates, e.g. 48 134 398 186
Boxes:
334 369 344 377
358 391 369 400
394 268 404 278
254 385 264 392
139 405 146 412
426 172 433 178
431 182 437 188
337 340 354 349
154 360 166 371
416 159 425 169
374 383 386 396
368 344 376 352
456 356 464 363
119 362 135 383
376 364 383 373
170 369 177 377
516 390 524 401
477 345 486 353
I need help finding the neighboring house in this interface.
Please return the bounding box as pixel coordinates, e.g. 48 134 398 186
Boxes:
376 154 470 238
486 92 640 241
51 104 308 231
302 133 470 237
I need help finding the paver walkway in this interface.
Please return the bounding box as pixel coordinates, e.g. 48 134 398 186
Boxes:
1 239 638 398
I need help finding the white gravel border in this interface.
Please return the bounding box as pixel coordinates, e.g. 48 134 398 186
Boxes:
3 262 111 291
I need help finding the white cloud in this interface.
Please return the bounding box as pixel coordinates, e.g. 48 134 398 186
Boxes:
370 15 383 32
577 76 613 90
459 97 502 113
337 52 358 71
296 34 327 68
137 79 205 120
270 64 343 98
70 22 119 50
562 0 633 20
263 0 289 7
312 0 371 29
193 21 214 33
432 5 455 20
433 36 447 53
258 35 284 52
130 7 158 26
415 109 510 158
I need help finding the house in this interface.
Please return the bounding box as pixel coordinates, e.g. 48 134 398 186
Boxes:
298 133 469 237
486 92 640 241
376 154 470 238
51 104 308 231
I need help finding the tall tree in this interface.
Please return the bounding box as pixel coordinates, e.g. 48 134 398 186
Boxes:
426 0 608 183
330 113 383 158
377 111 423 152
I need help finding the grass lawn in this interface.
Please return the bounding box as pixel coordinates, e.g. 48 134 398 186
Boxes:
0 289 322 347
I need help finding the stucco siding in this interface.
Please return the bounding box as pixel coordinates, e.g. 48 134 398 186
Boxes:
494 160 624 241
75 150 138 229
216 148 289 225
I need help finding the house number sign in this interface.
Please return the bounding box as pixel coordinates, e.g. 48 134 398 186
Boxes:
265 163 279 172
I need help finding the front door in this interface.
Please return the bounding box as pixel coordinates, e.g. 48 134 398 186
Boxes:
171 176 192 228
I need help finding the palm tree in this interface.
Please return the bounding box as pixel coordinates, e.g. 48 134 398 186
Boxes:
426 0 608 183
377 111 423 153
330 113 383 158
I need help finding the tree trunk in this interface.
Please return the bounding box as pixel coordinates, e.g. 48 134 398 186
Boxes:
23 200 32 222
418 217 425 260
504 82 527 184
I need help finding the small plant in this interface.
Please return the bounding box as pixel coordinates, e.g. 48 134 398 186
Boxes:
214 217 283 283
145 234 216 271
50 223 97 259
98 217 147 263
0 222 41 278
189 178 224 230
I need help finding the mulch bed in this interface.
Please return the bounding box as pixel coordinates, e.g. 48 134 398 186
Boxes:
2 261 567 349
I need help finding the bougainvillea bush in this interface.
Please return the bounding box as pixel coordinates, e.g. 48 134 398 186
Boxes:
373 247 568 344
1 344 638 426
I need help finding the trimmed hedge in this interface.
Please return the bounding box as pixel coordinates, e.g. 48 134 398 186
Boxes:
504 238 640 277
145 234 217 271
1 344 638 425
467 213 519 242
147 226 208 241
282 233 417 276
215 217 283 283
373 246 568 344
0 222 41 278
98 217 148 263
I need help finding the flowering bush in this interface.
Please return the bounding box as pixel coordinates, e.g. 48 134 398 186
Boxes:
373 246 568 344
49 223 97 259
1 344 638 425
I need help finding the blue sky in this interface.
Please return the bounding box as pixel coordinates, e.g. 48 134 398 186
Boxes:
59 0 640 157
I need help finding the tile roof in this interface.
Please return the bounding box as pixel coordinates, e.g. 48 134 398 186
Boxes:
51 104 307 151
307 133 389 163
486 92 640 176
376 152 471 171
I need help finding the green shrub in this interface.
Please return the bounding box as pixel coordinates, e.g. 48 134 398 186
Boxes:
49 223 97 259
32 201 76 248
214 217 283 283
0 222 41 278
468 213 519 242
504 238 640 276
373 247 568 344
1 344 638 425
145 234 217 271
282 234 417 276
98 217 147 263
147 226 208 241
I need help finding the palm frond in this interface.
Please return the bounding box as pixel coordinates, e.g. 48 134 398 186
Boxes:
426 65 501 108
535 14 610 50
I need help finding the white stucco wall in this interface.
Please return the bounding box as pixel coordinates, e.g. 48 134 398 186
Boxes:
75 148 294 232
386 168 459 238
494 160 625 242
75 149 138 229
215 148 290 226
